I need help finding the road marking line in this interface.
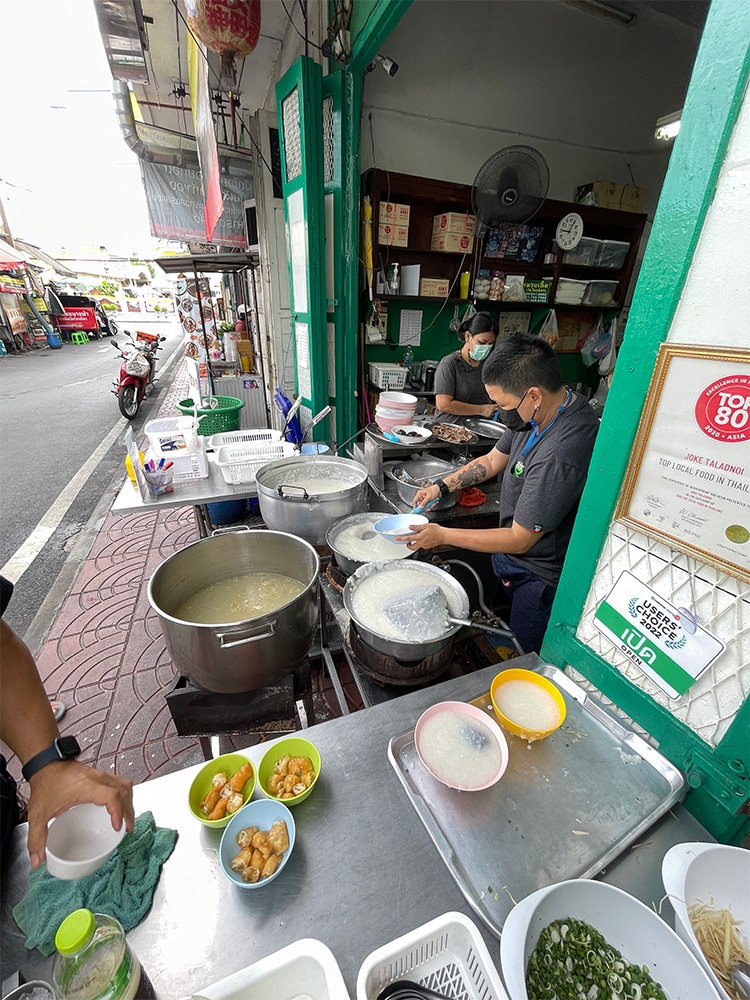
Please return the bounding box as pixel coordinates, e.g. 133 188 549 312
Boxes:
1 416 127 584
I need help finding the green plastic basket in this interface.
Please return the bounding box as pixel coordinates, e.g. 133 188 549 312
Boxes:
176 396 245 436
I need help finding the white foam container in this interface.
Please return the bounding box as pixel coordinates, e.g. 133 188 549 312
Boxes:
179 938 350 1000
500 879 721 1000
357 911 509 1000
662 842 750 1000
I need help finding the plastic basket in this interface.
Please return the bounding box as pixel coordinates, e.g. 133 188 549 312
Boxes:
357 911 509 1000
176 396 244 436
207 428 283 450
215 442 297 484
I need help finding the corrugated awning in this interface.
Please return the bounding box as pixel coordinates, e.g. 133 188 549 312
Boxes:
154 251 259 275
14 240 77 278
0 237 29 270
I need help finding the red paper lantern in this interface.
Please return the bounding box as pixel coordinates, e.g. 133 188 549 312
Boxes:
187 0 261 82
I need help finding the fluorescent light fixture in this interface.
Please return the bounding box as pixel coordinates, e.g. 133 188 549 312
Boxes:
655 110 682 141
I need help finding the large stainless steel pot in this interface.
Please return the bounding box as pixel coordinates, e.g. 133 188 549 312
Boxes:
343 560 470 662
256 454 369 546
325 511 414 576
148 528 319 693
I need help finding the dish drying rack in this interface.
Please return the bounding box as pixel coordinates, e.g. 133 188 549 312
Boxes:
207 428 284 450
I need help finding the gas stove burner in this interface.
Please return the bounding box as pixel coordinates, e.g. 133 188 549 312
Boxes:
346 622 453 687
326 560 348 592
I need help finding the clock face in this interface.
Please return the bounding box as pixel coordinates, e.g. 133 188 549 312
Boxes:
556 212 584 251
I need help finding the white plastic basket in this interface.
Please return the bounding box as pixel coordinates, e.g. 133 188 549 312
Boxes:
356 911 509 1000
215 441 297 484
207 428 283 450
369 362 407 391
179 938 350 1000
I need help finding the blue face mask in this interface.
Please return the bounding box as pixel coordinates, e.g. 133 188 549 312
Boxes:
469 343 493 362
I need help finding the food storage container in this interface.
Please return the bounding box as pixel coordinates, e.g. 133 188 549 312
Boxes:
562 236 600 266
553 277 588 305
473 269 491 299
489 271 505 300
595 238 630 268
582 279 618 306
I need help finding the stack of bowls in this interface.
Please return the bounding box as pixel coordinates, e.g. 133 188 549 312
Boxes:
376 390 418 434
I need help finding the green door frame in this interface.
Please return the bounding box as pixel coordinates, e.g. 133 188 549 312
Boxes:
541 0 750 842
275 57 330 442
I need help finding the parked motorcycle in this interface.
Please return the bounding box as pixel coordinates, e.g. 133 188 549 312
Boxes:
111 332 166 419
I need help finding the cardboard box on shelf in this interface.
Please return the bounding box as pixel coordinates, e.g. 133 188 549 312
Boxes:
419 277 450 297
574 180 646 214
430 232 474 254
619 184 646 213
378 201 411 226
432 212 476 235
379 222 409 247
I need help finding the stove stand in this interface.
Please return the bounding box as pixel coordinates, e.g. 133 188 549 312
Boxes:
346 622 454 687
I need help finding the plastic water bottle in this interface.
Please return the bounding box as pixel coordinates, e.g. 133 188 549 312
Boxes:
53 909 155 1000
402 345 414 371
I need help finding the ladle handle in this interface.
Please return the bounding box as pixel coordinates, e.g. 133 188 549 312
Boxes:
216 621 277 647
448 617 518 641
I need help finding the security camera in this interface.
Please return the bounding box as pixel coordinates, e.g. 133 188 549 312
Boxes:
376 54 398 77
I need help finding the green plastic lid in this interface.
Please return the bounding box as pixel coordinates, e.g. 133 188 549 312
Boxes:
55 909 95 955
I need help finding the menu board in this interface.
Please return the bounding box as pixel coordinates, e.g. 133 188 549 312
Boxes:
617 344 750 582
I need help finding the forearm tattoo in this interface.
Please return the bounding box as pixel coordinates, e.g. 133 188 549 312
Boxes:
453 460 489 488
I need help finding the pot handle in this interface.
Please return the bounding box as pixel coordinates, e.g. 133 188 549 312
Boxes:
211 525 251 536
216 620 278 647
277 483 319 504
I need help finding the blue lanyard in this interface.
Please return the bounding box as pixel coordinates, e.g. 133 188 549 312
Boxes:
518 389 572 461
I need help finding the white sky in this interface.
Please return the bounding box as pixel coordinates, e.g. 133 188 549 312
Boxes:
0 0 155 255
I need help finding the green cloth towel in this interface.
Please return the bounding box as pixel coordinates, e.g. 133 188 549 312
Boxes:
13 811 177 956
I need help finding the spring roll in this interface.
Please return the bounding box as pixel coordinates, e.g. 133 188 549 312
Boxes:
273 755 290 776
241 865 261 883
261 853 282 878
250 848 264 869
201 786 222 815
211 772 228 789
226 792 244 814
206 797 228 821
230 846 253 871
251 830 272 859
268 820 289 853
235 826 258 847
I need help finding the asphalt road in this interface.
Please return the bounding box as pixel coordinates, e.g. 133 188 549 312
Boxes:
0 317 185 640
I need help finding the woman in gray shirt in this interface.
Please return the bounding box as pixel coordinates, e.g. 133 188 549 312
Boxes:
433 312 498 422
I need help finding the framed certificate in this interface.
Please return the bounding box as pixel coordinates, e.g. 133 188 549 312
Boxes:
616 344 750 582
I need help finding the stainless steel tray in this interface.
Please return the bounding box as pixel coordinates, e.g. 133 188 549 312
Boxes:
388 664 685 938
425 421 479 446
461 416 506 440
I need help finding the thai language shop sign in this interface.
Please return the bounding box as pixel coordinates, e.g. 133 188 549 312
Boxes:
617 344 750 583
594 571 724 700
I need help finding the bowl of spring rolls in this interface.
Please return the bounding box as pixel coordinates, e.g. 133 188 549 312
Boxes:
258 737 321 806
220 799 296 888
188 753 257 829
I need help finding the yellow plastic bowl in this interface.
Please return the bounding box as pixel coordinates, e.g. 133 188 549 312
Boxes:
188 753 256 828
490 668 566 741
258 738 321 807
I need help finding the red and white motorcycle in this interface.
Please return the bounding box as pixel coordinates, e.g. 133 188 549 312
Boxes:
111 332 165 419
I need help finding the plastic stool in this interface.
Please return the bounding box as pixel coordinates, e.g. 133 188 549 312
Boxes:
71 331 89 345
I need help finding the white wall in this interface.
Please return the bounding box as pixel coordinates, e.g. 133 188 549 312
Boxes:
362 0 702 217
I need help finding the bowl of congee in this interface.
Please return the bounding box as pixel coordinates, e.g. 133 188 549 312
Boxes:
147 529 320 693
490 668 566 742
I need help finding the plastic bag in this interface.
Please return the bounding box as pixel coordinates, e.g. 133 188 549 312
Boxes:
598 317 618 376
502 275 525 302
536 309 559 347
580 316 604 367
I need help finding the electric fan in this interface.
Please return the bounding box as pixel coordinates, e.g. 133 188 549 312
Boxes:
471 145 550 229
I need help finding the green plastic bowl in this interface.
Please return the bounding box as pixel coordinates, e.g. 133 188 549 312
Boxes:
188 753 256 828
258 738 321 807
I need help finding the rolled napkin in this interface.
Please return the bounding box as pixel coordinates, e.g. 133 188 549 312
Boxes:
13 811 177 955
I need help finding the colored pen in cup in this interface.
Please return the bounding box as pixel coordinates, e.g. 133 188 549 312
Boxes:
158 458 165 468
163 461 174 470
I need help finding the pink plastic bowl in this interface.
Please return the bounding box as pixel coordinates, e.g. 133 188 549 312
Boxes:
415 700 509 791
376 414 413 432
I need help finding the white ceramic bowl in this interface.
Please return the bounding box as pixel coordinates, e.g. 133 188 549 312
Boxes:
662 842 750 1000
391 425 432 445
500 879 721 1000
46 803 127 880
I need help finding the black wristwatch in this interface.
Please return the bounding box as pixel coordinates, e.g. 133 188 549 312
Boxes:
435 479 451 498
22 736 81 782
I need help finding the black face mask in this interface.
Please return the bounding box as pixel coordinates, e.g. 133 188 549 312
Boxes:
495 389 533 432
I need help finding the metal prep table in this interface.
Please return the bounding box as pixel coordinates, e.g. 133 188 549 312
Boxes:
110 452 259 538
1 655 712 998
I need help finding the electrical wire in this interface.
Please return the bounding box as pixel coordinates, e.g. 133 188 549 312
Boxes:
279 0 323 50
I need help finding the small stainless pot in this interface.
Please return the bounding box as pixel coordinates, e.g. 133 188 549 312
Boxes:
343 560 470 662
326 511 414 576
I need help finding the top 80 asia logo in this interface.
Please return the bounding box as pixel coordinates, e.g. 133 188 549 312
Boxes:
694 374 750 443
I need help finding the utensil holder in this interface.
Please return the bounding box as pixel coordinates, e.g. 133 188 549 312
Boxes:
143 467 174 496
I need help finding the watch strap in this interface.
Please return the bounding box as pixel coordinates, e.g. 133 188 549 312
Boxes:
22 736 81 782
435 479 450 498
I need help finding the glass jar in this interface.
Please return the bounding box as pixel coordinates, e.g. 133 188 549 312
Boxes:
53 910 155 1000
488 271 505 301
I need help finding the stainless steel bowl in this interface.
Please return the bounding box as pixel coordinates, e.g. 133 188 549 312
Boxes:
386 457 460 510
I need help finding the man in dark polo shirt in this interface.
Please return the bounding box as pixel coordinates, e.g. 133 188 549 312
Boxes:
405 334 599 653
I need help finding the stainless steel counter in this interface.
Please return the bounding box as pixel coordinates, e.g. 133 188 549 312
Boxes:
1 657 712 997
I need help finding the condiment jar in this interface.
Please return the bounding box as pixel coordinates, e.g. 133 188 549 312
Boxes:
54 909 155 1000
473 269 491 300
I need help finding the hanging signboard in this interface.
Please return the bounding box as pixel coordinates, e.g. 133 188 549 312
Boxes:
616 344 750 583
0 273 27 295
594 571 725 700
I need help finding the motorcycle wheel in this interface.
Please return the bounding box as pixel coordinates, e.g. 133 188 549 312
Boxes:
118 384 140 419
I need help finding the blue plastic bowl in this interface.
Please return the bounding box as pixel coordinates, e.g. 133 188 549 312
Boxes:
373 513 429 545
219 799 296 889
